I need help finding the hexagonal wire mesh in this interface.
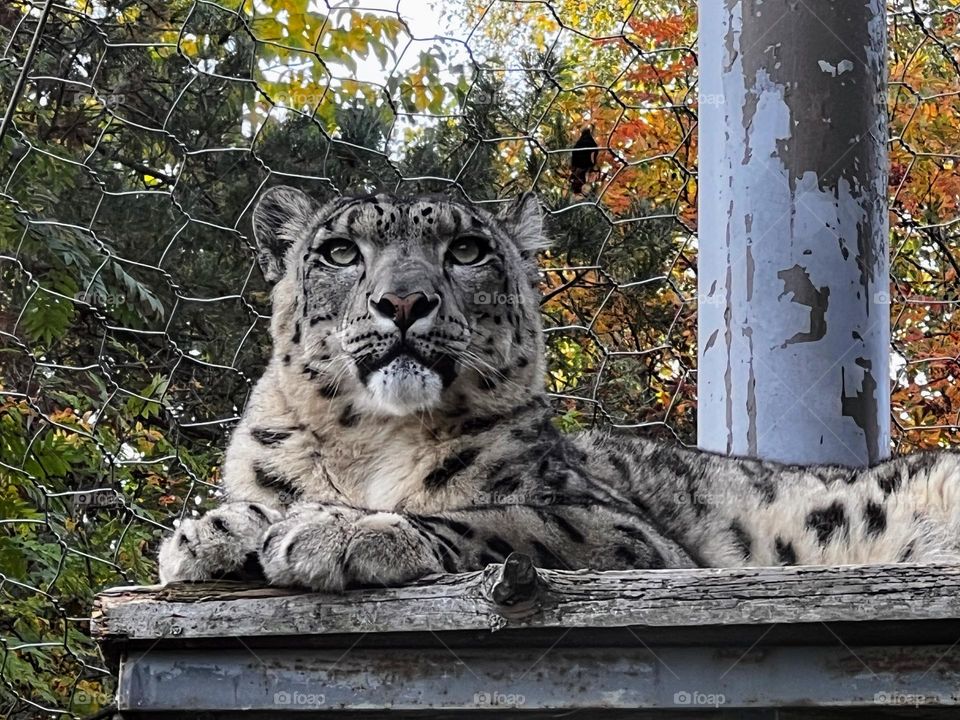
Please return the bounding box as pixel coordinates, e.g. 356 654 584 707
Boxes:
0 1 957 717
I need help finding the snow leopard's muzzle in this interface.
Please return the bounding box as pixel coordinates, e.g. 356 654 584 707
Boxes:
356 291 457 385
346 288 468 415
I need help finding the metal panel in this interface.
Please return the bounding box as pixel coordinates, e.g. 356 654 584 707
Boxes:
119 644 960 713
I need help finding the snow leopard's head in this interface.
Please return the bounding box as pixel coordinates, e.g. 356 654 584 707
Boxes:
252 189 547 418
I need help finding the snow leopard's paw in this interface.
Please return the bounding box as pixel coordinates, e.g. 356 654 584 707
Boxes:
259 503 443 591
158 502 282 583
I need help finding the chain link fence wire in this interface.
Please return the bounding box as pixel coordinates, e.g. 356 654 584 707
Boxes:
0 0 957 717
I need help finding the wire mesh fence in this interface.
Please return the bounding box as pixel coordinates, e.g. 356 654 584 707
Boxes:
0 0 957 717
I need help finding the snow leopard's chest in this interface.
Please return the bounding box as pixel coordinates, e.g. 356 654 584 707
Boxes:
260 418 473 513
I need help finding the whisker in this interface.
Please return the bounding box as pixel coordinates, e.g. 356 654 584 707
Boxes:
462 349 510 381
460 349 528 394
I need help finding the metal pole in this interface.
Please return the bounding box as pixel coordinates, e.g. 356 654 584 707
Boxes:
697 0 890 466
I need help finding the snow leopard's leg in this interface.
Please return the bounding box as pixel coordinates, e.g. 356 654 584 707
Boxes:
588 433 960 567
158 501 282 583
258 500 696 591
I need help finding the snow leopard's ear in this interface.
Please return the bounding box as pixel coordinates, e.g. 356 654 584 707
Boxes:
252 185 317 283
497 192 550 259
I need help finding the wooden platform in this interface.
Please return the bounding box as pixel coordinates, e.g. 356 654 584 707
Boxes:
92 555 960 718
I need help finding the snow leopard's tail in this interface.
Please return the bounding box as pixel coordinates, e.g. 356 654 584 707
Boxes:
581 430 960 568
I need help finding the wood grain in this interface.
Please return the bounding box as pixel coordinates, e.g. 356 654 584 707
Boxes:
92 560 960 642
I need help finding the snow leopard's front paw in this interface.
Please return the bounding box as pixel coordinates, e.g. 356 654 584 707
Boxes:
158 502 282 584
259 504 443 591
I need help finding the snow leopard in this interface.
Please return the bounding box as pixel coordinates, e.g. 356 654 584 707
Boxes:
158 188 960 590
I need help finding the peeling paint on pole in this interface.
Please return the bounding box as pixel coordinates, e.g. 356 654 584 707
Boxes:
698 0 890 466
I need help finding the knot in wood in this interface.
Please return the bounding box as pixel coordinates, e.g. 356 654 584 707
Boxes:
488 552 541 618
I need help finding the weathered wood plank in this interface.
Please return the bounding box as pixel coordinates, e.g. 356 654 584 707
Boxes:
93 561 960 642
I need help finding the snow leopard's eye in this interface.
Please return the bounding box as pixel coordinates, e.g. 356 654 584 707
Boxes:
318 237 360 267
446 235 490 266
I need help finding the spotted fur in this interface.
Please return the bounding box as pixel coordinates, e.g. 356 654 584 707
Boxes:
158 189 960 589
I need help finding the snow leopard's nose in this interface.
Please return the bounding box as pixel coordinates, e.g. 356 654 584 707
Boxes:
370 291 440 332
